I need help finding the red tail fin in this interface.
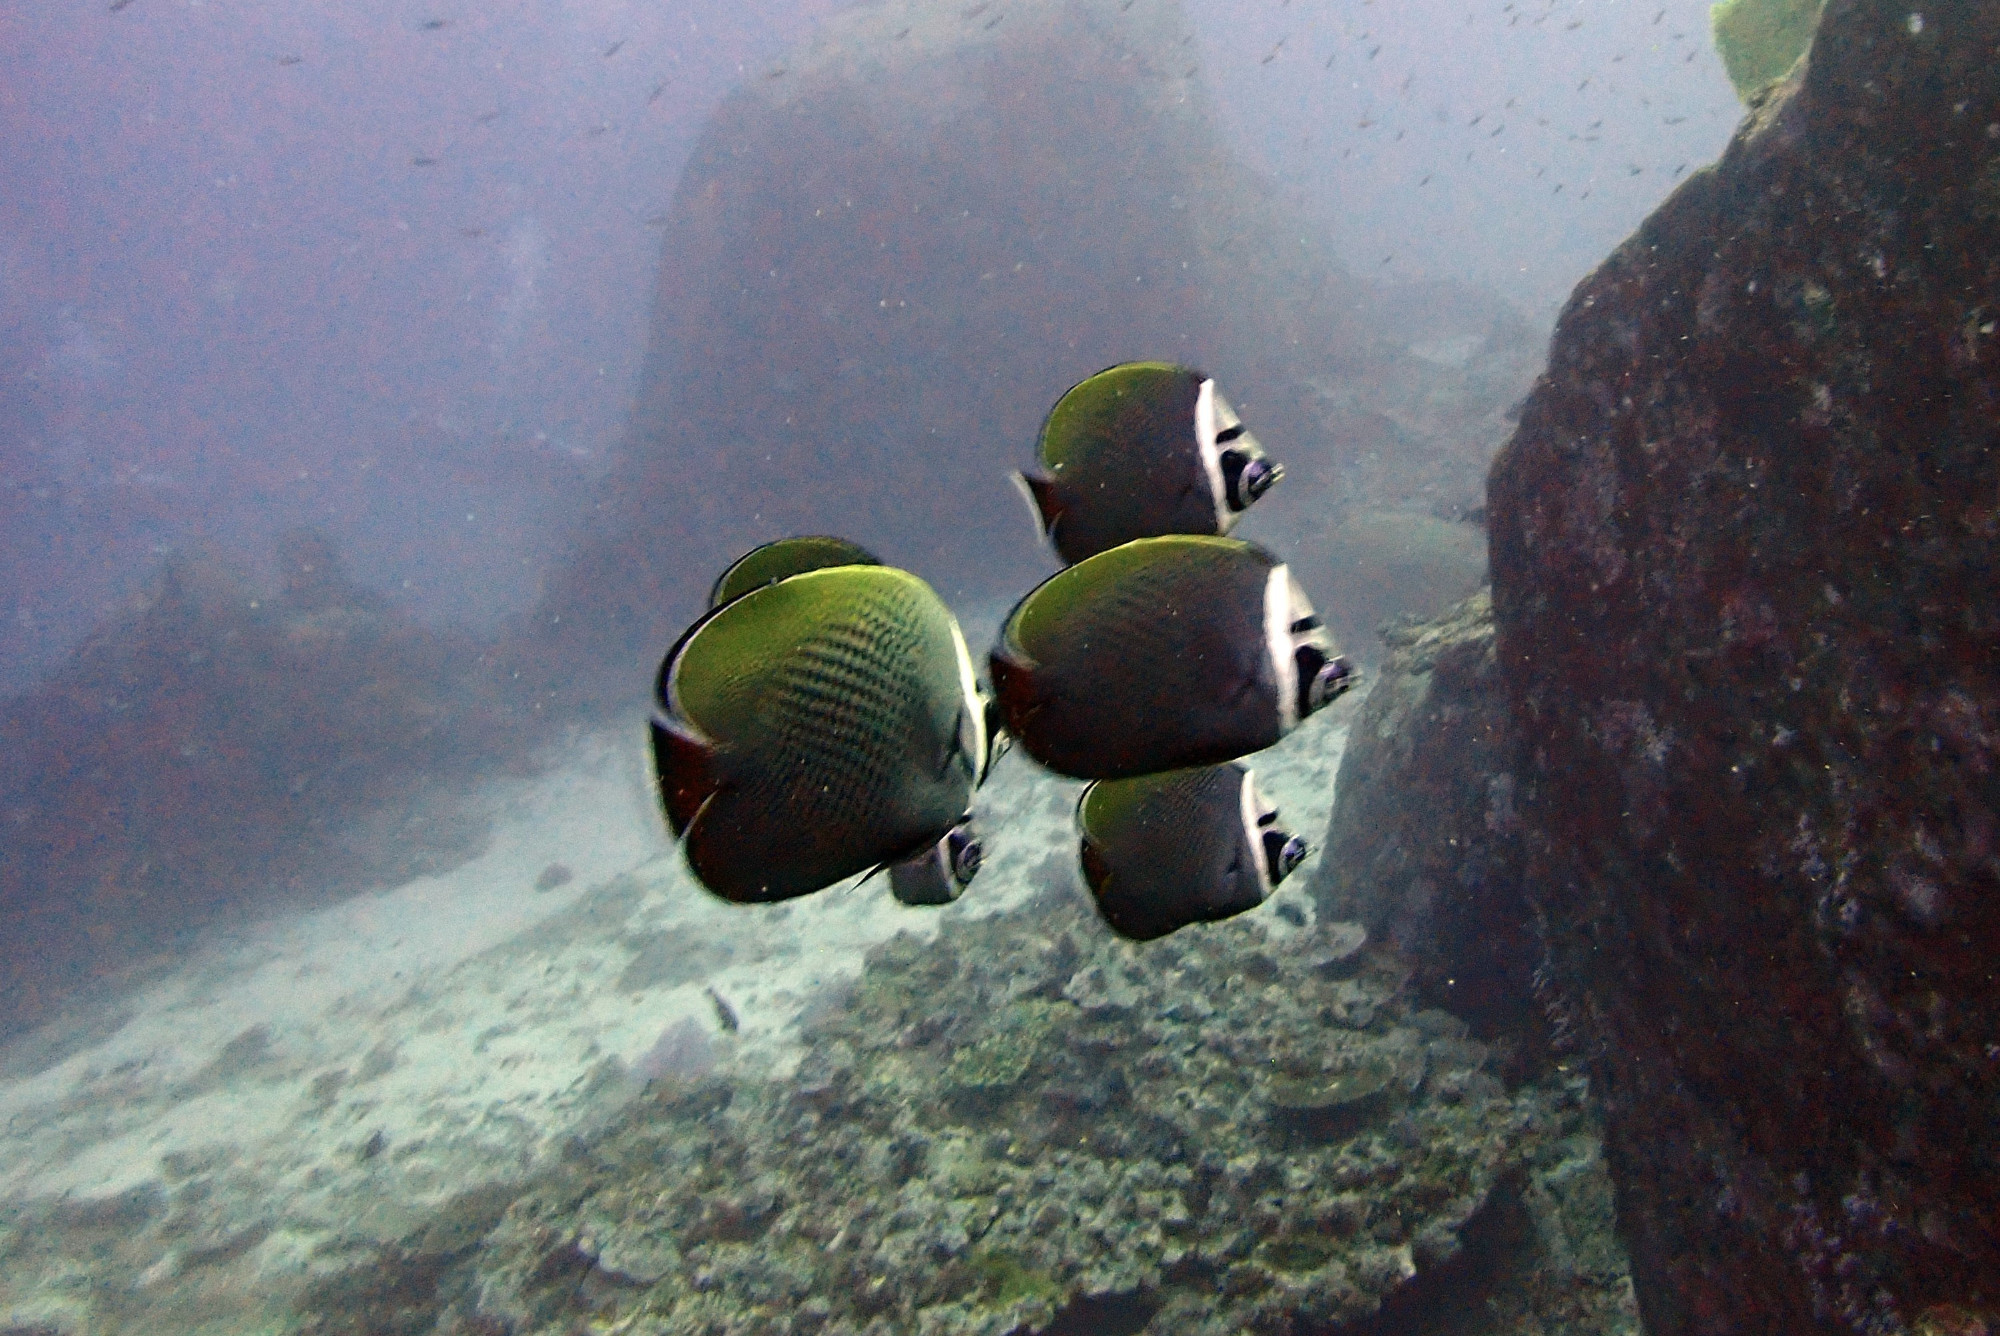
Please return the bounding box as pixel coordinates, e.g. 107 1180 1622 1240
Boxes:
649 715 720 837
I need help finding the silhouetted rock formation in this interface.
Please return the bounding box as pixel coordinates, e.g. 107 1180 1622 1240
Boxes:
0 533 507 1039
275 525 384 614
533 0 1534 712
1487 1 2000 1330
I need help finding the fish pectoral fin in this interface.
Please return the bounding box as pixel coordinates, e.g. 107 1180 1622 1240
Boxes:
845 839 929 895
1012 471 1065 541
650 713 724 837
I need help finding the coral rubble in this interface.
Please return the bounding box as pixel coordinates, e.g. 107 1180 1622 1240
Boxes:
378 897 1634 1335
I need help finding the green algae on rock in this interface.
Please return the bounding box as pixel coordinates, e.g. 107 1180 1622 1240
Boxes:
944 999 1069 1093
966 1247 1063 1309
1710 0 1825 101
1261 1052 1402 1144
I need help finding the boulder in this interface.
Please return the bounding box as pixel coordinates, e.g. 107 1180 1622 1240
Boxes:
1487 1 2000 1331
531 0 1532 707
0 534 504 1039
1310 590 1547 1068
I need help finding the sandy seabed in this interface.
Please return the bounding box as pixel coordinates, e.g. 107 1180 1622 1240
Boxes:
0 698 1354 1334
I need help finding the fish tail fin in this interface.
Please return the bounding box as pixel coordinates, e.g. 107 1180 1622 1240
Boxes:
986 643 1045 737
649 713 721 837
1012 471 1064 543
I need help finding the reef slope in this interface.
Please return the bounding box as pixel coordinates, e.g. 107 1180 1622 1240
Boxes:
390 897 1632 1336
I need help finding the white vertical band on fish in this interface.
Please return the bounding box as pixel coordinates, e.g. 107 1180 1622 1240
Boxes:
1194 376 1232 534
1267 563 1301 735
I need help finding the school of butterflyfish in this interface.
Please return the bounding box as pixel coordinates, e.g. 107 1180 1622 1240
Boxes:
649 361 1355 940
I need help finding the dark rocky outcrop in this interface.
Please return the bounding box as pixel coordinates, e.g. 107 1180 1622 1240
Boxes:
0 532 511 1041
1310 591 1546 1072
530 0 1535 710
1486 1 2000 1331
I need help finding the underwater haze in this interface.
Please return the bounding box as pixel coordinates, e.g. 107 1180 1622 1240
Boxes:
0 0 1736 692
0 0 1776 1330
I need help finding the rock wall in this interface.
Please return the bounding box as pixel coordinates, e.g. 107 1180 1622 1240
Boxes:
1487 1 2000 1331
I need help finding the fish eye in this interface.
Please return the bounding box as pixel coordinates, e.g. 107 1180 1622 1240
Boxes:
1220 450 1281 511
1263 830 1307 884
1215 423 1247 444
1294 644 1355 716
1289 614 1322 633
947 825 984 884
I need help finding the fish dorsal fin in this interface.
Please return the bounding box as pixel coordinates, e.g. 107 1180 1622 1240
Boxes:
1012 471 1065 543
707 535 880 610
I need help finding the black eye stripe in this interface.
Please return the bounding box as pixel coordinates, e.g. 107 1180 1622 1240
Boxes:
1290 615 1321 633
1215 424 1246 443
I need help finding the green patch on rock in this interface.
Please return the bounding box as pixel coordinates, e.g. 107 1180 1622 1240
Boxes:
1262 1053 1401 1144
1263 1054 1396 1113
945 999 1069 1091
1258 1236 1334 1274
968 1247 1061 1308
1710 0 1824 102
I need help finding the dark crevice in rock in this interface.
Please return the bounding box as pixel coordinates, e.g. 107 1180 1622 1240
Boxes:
1324 1171 1538 1336
1027 1289 1160 1336
1310 590 1554 1082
